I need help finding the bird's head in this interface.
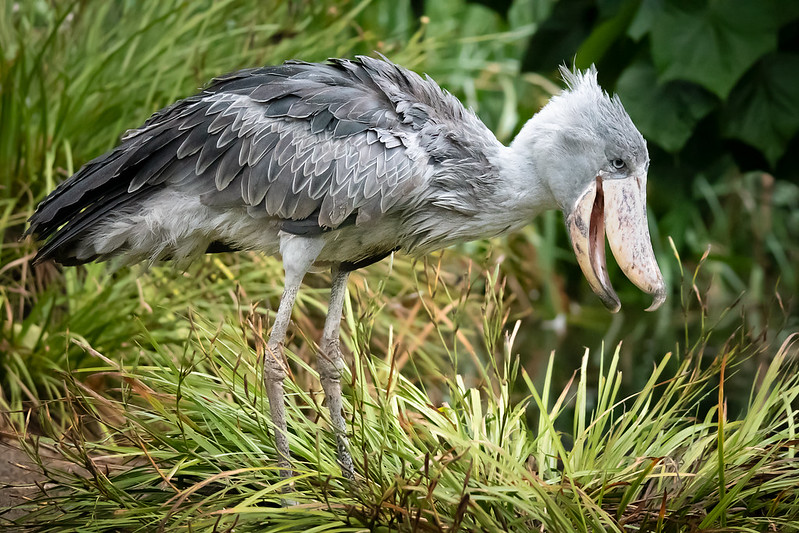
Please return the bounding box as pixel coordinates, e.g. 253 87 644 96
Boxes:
517 66 665 312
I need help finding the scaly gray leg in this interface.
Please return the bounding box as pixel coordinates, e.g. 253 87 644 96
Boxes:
264 235 324 480
318 266 355 479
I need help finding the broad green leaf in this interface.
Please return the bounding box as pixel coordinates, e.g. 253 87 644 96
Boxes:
575 0 640 67
648 0 779 98
722 53 799 166
616 60 716 152
626 0 656 41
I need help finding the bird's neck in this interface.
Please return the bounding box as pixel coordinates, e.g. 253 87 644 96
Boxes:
494 138 558 218
406 139 556 254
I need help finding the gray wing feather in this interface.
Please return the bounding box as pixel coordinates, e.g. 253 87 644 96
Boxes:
152 59 422 229
177 126 206 159
248 129 278 166
215 148 241 189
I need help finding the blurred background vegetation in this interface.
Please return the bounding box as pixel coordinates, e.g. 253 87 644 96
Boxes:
0 0 798 480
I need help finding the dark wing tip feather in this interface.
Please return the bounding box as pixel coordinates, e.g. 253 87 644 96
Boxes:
26 97 202 263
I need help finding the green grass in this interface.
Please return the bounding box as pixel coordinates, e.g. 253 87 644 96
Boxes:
2 0 799 530
4 269 799 531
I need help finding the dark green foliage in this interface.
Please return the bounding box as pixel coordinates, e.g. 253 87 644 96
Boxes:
722 53 799 164
644 1 780 99
616 62 716 153
512 0 799 170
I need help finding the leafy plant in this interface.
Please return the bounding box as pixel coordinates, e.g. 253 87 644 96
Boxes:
513 0 799 169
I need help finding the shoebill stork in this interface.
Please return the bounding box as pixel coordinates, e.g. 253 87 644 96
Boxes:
26 56 666 480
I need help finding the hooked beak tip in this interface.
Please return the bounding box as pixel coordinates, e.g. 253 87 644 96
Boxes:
606 298 621 314
645 287 667 312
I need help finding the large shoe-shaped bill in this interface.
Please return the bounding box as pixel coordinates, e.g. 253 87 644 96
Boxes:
566 175 666 312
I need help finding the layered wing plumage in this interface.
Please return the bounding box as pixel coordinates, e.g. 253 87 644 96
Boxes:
28 55 500 264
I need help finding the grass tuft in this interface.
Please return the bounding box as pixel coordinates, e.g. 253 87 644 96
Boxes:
3 270 799 532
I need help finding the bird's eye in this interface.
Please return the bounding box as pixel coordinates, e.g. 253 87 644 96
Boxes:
612 158 626 170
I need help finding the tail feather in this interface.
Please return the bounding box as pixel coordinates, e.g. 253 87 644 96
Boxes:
26 148 130 238
27 99 198 265
27 134 178 265
32 187 155 265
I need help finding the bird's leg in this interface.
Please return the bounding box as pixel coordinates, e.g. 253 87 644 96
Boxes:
317 266 355 479
265 235 324 481
264 280 300 480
